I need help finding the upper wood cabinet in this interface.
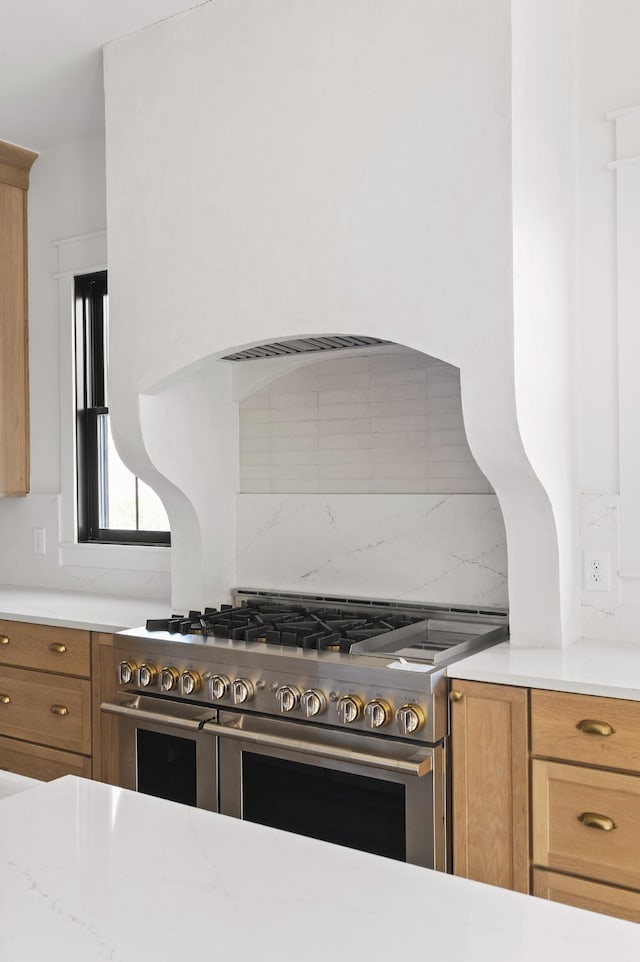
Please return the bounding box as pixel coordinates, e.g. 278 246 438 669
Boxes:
450 678 530 893
0 140 38 496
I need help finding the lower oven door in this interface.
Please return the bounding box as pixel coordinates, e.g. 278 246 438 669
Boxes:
208 711 445 870
101 695 218 810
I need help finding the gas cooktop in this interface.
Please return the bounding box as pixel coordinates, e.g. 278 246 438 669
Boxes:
141 589 508 666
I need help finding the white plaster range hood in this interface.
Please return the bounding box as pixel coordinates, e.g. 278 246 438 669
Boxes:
104 0 577 647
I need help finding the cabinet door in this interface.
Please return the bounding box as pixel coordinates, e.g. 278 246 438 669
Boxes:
0 620 91 677
531 688 640 773
534 868 640 924
0 141 37 495
532 758 640 890
91 631 118 783
0 733 91 781
0 665 91 754
0 181 28 494
450 679 530 892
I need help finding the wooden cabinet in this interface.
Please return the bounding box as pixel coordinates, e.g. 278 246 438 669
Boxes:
90 631 117 783
533 868 640 924
0 140 37 496
450 678 530 893
531 688 640 923
0 620 95 781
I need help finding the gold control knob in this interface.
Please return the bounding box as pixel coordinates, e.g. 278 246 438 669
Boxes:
159 667 180 692
396 704 426 735
232 678 254 705
301 689 327 718
137 664 158 688
210 674 231 700
276 685 300 713
336 695 364 725
118 661 137 685
364 699 392 729
179 670 201 696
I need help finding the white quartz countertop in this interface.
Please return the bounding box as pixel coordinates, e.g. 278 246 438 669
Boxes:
451 637 640 700
0 776 638 961
0 585 170 632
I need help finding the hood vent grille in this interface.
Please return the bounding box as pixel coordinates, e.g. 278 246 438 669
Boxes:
222 335 391 361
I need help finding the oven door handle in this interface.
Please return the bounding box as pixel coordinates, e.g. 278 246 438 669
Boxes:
204 721 433 778
101 699 215 731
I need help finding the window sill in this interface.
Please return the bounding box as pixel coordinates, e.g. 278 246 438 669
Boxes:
59 542 171 573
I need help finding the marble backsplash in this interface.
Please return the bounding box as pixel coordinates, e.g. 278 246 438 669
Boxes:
236 493 508 608
580 494 620 642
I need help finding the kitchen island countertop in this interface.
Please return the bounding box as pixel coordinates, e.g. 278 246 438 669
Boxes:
0 775 638 961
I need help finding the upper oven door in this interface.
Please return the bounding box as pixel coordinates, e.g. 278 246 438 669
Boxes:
101 695 218 810
207 711 444 870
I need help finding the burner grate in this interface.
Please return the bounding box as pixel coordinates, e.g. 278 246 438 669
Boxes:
145 599 426 651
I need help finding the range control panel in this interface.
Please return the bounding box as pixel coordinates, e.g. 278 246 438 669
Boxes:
114 646 438 742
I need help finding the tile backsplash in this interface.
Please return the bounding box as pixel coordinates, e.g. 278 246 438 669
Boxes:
239 350 492 494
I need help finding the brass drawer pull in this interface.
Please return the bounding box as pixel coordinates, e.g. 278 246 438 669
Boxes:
0 635 9 645
449 690 464 702
0 694 10 704
578 811 616 831
49 643 67 654
576 719 615 736
50 704 69 717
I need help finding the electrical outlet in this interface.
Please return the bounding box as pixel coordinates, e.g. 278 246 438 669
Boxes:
32 527 46 556
583 550 611 592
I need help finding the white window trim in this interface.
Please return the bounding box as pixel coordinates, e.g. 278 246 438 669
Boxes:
56 230 170 573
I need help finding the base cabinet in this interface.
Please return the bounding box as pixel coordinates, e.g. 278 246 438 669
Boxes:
531 688 640 922
0 620 95 781
450 679 530 893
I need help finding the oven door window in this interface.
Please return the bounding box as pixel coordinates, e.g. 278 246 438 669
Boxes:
241 752 406 861
137 729 197 807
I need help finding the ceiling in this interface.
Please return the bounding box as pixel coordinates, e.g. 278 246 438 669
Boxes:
0 0 203 152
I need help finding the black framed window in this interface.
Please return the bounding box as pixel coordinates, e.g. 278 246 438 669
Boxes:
75 271 170 545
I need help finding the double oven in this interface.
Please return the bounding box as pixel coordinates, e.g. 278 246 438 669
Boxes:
102 591 507 871
105 693 444 868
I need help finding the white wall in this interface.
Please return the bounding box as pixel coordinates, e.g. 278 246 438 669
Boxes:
0 133 170 600
510 0 578 640
104 0 572 642
575 0 640 640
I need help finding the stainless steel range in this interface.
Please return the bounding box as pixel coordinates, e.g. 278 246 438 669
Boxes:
102 590 507 871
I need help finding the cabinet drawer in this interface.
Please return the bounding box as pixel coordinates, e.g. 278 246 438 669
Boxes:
0 734 91 781
533 759 640 890
534 868 640 923
0 620 91 677
531 689 640 772
0 666 91 754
